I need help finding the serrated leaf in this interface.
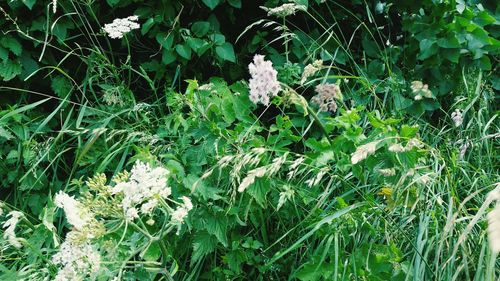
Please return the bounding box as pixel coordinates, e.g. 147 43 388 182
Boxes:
51 75 73 98
192 231 217 263
215 42 235 62
0 126 14 140
0 36 22 56
0 59 22 81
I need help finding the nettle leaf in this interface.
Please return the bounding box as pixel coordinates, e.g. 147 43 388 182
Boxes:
215 42 236 62
0 59 22 81
0 36 22 56
0 46 8 61
51 75 73 98
202 0 220 10
192 231 218 263
204 214 229 247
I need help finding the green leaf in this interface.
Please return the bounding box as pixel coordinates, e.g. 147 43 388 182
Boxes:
106 0 120 7
418 39 438 60
0 126 14 140
0 36 22 56
227 0 241 8
175 43 192 60
162 49 176 65
22 0 36 10
476 56 491 70
215 42 236 62
156 32 174 49
437 36 460 48
191 21 211 37
141 18 155 35
141 242 161 262
202 0 220 10
187 38 210 56
0 59 22 81
51 75 73 98
441 48 460 63
192 231 217 263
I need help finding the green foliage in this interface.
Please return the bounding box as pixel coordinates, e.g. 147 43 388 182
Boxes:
0 0 498 280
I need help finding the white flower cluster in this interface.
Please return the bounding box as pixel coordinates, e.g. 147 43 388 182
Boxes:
103 16 140 39
55 191 91 230
248 55 281 106
263 3 306 17
53 231 101 281
2 211 24 248
410 81 433 100
171 196 193 224
111 161 171 220
451 109 463 127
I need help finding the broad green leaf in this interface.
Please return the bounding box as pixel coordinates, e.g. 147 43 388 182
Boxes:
175 43 192 60
215 42 236 62
191 21 211 37
22 0 36 10
437 36 460 48
141 18 155 35
162 49 176 65
187 38 210 56
418 39 438 60
202 0 220 10
156 32 174 49
227 0 241 8
106 0 120 7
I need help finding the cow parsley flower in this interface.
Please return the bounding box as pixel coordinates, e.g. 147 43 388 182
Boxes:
248 55 281 106
53 231 101 280
171 196 193 226
55 191 90 230
112 161 171 220
103 16 140 39
2 211 24 248
262 3 306 17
